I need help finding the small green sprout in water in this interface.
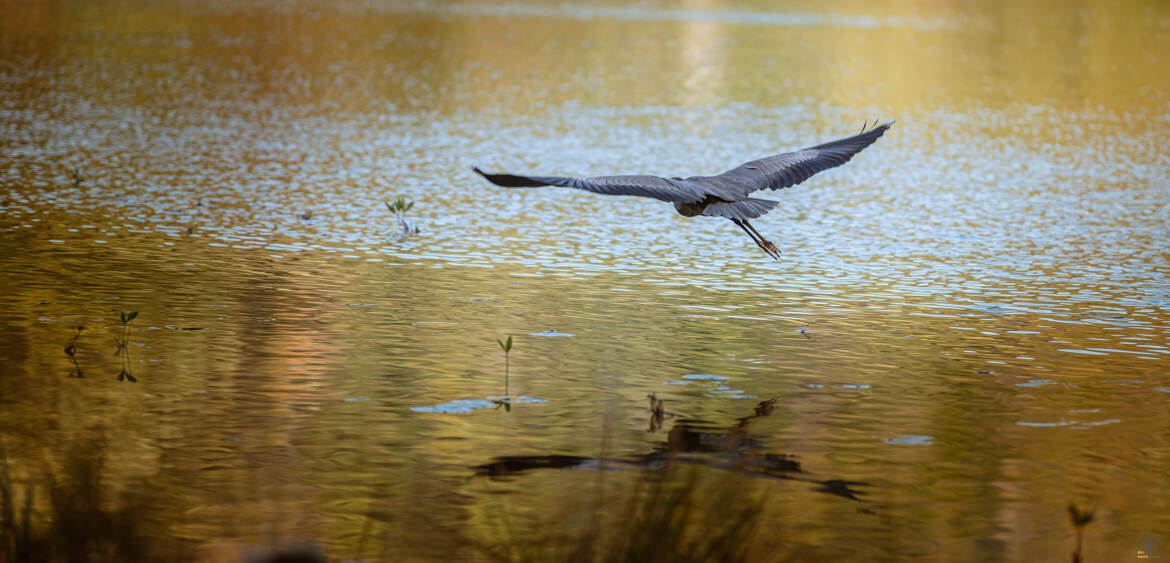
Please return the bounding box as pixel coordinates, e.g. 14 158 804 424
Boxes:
495 335 513 411
64 325 83 358
388 197 414 213
648 393 666 432
187 200 204 233
497 335 513 373
386 197 420 235
114 312 138 383
65 325 85 377
1068 503 1095 563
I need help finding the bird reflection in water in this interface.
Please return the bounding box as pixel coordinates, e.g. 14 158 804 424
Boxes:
474 397 867 501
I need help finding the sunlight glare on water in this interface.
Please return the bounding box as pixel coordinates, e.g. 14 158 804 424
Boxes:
1 0 1169 560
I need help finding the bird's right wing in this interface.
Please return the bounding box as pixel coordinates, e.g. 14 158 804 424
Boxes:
473 167 707 203
702 121 893 196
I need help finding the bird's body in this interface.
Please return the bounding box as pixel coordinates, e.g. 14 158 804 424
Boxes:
474 121 893 260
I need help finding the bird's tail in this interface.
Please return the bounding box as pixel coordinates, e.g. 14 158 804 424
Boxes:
702 198 779 219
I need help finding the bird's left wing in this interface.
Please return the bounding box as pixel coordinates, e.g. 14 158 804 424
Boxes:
473 167 707 203
695 121 893 197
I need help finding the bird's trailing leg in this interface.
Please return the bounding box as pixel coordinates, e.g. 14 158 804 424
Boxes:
731 218 781 260
731 218 772 258
742 219 782 260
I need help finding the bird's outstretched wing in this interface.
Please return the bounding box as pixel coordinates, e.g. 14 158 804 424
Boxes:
693 121 894 197
472 167 707 203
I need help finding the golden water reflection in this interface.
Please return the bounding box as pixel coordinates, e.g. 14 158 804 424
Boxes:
1 0 1169 560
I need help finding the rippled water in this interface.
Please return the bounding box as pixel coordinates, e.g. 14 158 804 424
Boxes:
2 0 1169 560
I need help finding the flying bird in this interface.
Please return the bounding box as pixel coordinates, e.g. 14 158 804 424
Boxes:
473 121 893 260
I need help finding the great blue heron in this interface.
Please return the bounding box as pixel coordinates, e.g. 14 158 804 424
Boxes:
474 121 893 260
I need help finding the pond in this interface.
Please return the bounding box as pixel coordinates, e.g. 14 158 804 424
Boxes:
1 0 1168 560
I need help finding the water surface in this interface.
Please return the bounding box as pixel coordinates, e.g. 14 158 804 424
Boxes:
2 0 1169 560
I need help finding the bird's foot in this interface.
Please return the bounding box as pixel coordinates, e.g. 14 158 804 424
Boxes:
761 240 782 261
